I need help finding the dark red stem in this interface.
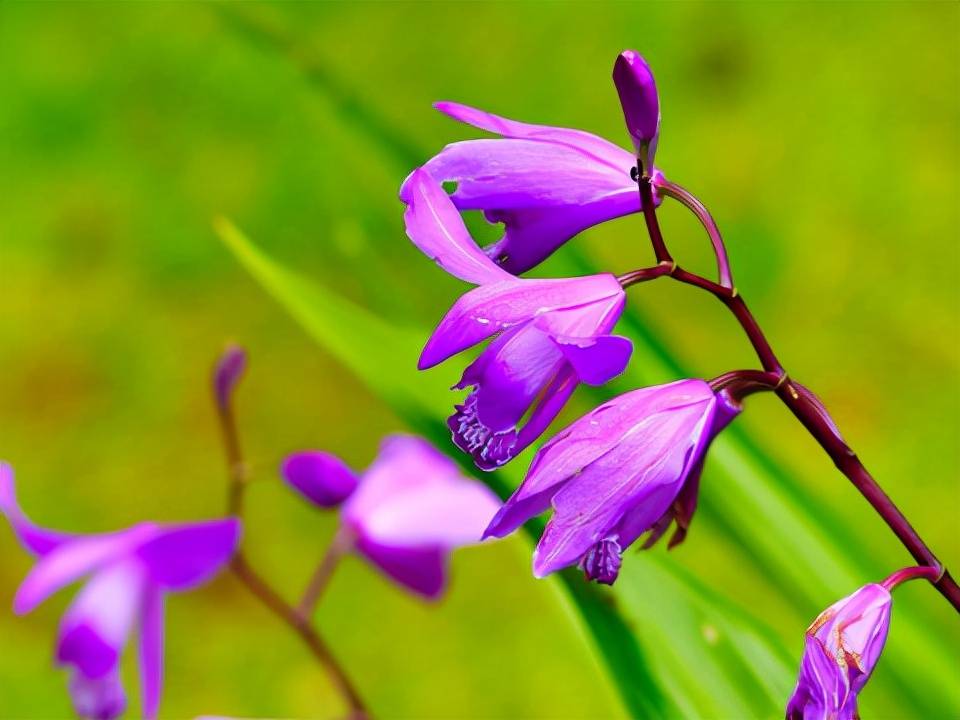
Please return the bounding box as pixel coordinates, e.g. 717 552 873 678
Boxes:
214 362 370 716
638 176 960 614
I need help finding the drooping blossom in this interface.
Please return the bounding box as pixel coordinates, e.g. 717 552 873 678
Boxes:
786 583 892 720
403 169 632 470
281 434 500 599
483 379 739 583
399 50 661 274
0 463 240 720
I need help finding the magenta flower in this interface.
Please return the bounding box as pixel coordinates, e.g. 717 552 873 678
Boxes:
786 583 892 720
282 434 501 599
0 463 240 720
483 379 739 583
404 169 632 469
398 50 661 274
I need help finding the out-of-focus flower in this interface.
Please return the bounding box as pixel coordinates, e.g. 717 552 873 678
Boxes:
786 583 892 720
483 380 738 583
212 344 247 412
0 463 240 720
613 50 660 174
403 169 631 470
282 434 501 599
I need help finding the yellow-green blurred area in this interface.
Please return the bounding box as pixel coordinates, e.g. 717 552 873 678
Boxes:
1 2 958 718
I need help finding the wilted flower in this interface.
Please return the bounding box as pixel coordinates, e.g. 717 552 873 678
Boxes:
483 379 739 583
404 169 631 470
398 50 661 274
282 434 501 599
0 463 240 720
786 583 892 720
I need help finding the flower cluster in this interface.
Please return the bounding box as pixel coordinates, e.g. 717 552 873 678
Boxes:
401 51 736 586
401 49 943 717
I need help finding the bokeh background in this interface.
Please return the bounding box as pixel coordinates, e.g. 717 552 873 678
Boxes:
1 2 958 718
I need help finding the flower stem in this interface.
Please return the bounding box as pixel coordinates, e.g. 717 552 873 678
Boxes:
213 361 370 717
882 565 942 591
231 553 369 719
637 184 960 614
297 528 354 621
654 178 734 289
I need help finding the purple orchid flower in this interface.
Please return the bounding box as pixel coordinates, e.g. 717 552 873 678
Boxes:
282 434 501 599
786 583 892 720
403 169 632 470
398 50 661 274
0 463 240 720
482 379 739 584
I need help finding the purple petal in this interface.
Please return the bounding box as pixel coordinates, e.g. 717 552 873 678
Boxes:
0 463 72 556
281 451 359 508
447 392 521 471
419 274 623 369
809 583 891 692
69 671 127 720
434 101 636 169
57 560 148 679
787 635 851 720
612 51 661 166
485 380 713 538
354 536 447 600
405 102 645 274
139 584 164 720
402 168 509 285
555 334 632 386
212 345 247 411
480 191 640 274
344 435 500 548
410 139 638 275
451 367 578 472
462 324 565 432
532 395 712 577
15 525 158 615
135 518 240 590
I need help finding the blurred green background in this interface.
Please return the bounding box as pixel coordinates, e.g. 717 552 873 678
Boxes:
1 2 958 718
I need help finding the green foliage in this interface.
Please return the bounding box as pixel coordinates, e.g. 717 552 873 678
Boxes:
2 2 957 717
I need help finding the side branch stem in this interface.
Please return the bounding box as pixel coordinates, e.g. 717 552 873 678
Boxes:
231 553 368 718
214 379 370 716
636 195 960 614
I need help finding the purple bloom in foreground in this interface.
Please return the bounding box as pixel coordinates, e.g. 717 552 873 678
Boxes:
0 463 240 720
283 435 500 599
483 379 739 583
786 583 892 720
403 169 631 470
613 50 660 173
399 91 661 274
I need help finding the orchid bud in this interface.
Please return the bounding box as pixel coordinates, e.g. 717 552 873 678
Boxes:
786 584 892 719
212 344 247 412
613 50 660 174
